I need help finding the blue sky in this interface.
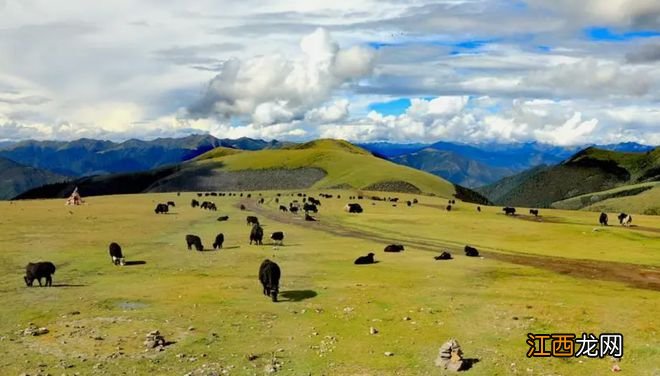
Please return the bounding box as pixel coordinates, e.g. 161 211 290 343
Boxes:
0 0 659 145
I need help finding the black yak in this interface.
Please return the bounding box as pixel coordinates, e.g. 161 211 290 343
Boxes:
413 198 418 204
305 213 317 221
240 204 246 211
434 251 452 260
303 203 318 213
270 231 284 245
599 212 609 226
354 252 375 265
464 245 479 257
250 225 264 245
186 234 204 251
618 213 632 226
167 201 176 207
384 244 405 252
213 233 224 249
191 199 200 208
406 200 412 207
345 203 363 213
503 207 516 216
279 205 288 212
290 206 299 214
446 205 452 211
154 203 169 214
529 209 539 217
259 259 281 302
109 242 125 266
217 215 229 221
246 216 259 226
477 206 481 212
24 262 56 287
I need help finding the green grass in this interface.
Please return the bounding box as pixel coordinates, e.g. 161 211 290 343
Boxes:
551 182 660 212
0 192 658 375
583 184 660 216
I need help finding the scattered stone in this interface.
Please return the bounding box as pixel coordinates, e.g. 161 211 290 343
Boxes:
612 364 621 372
384 352 394 357
22 325 49 336
143 330 168 350
435 338 464 371
403 316 411 321
246 354 258 361
369 327 378 335
188 326 195 331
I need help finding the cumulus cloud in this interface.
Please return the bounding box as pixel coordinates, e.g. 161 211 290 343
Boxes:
626 43 660 63
188 28 375 127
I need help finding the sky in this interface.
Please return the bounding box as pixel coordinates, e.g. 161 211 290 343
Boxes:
1 0 660 145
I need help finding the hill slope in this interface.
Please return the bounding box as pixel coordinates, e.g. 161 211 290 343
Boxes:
16 139 490 204
0 135 290 177
0 157 67 199
478 147 660 208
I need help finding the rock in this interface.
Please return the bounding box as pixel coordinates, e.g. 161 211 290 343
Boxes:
369 327 378 335
435 338 464 371
403 316 411 321
612 364 621 372
384 352 394 357
246 354 258 361
143 330 168 350
22 326 49 336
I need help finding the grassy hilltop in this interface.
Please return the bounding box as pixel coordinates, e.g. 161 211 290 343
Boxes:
478 147 660 212
0 190 658 375
17 139 488 204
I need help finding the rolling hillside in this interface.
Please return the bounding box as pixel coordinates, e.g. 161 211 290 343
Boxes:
0 157 67 199
16 139 490 204
0 135 290 177
551 182 660 215
478 147 660 209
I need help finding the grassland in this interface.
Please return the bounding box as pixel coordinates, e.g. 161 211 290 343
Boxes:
0 191 658 375
551 182 660 213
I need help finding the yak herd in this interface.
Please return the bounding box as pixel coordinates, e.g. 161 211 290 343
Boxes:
23 190 639 304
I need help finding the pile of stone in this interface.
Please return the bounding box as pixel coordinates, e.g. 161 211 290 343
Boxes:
144 330 167 350
435 338 464 371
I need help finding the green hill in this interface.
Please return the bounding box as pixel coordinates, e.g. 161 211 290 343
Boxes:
477 147 660 208
0 157 67 200
551 182 660 215
16 139 490 204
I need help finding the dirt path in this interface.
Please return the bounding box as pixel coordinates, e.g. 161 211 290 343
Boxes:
241 200 660 291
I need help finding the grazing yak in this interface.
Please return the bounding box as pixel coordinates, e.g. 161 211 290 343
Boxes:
154 203 169 214
413 198 418 204
250 225 264 245
464 245 480 257
305 214 317 221
270 231 284 245
217 215 229 221
529 209 539 217
167 201 176 207
212 233 224 249
618 213 633 226
446 205 452 211
345 203 363 213
599 212 609 226
503 207 516 216
279 205 288 212
246 216 259 226
406 201 412 207
303 203 318 213
191 199 200 208
24 262 56 287
354 252 375 265
240 204 246 211
197 193 203 197
434 251 452 260
290 206 299 214
109 242 125 266
384 244 405 253
477 206 481 212
186 234 204 251
275 198 279 203
259 259 281 302
308 197 321 206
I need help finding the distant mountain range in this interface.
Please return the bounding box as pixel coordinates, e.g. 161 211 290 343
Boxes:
360 141 655 188
16 139 490 204
0 135 290 177
0 157 67 199
476 146 660 209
